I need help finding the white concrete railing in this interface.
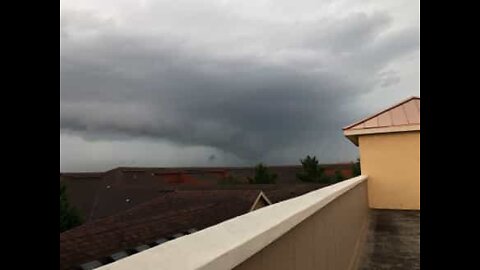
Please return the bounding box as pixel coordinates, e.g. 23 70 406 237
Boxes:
98 175 368 270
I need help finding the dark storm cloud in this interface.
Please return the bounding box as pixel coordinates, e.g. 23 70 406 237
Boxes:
60 2 419 165
61 46 351 159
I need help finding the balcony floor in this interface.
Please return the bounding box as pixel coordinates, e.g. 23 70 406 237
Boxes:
359 209 420 270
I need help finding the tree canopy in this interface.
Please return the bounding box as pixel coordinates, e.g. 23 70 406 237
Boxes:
248 163 277 184
297 155 330 183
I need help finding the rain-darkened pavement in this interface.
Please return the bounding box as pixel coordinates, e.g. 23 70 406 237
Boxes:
359 209 420 270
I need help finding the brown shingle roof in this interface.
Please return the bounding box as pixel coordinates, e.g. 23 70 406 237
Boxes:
60 168 221 223
61 165 353 223
265 184 329 203
60 190 267 270
175 183 328 203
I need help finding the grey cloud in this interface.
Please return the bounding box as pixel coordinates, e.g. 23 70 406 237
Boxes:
377 70 401 88
60 2 419 168
300 12 392 53
60 38 355 160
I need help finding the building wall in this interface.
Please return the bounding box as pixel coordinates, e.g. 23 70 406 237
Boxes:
234 181 369 270
359 131 420 210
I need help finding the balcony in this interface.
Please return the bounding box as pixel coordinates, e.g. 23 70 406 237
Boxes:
92 175 419 270
360 209 420 270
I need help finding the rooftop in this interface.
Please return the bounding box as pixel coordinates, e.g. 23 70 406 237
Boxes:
60 189 273 270
359 209 420 270
344 96 420 145
59 174 421 270
60 164 352 223
94 176 369 270
76 176 420 270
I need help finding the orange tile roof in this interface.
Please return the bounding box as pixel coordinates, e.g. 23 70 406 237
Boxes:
343 96 420 145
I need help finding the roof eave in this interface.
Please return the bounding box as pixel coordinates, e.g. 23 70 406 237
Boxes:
343 125 420 145
345 135 359 146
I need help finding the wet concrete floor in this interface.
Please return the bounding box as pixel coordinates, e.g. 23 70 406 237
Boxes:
359 209 420 270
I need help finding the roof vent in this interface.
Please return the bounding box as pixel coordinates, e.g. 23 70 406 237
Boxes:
79 260 103 270
186 228 198 234
155 238 168 245
172 233 184 239
134 245 150 253
110 251 129 261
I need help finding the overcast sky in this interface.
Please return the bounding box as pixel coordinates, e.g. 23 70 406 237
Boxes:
60 0 419 172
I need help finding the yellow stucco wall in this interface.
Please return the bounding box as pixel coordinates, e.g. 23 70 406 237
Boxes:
359 131 420 210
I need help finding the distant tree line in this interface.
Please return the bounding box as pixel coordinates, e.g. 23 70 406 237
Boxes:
242 156 361 185
296 155 361 183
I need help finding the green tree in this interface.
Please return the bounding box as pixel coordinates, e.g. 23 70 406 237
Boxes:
248 163 277 184
60 183 82 233
352 158 361 176
297 155 330 183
